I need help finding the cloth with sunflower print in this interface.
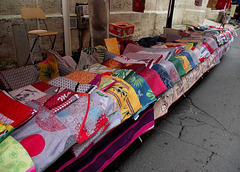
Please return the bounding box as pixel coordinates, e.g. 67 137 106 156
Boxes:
104 76 142 122
36 54 60 82
0 136 35 172
126 73 157 120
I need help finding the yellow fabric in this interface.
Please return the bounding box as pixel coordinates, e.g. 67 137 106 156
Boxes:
165 42 194 49
104 76 141 122
104 38 120 55
174 54 192 73
37 54 59 82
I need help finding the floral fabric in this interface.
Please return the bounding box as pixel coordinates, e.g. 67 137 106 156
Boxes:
112 69 135 81
84 63 114 73
137 68 168 97
126 73 157 119
104 76 142 122
36 54 59 82
159 60 180 84
0 136 35 172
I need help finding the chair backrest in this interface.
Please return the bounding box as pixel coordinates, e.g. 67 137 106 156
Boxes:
21 8 46 20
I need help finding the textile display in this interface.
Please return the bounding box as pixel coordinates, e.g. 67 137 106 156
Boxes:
0 91 36 128
0 121 14 143
57 107 154 172
77 47 106 71
123 43 144 55
151 63 174 89
48 77 93 93
112 69 135 81
168 55 187 77
47 50 77 72
66 71 100 85
172 53 192 73
126 73 157 119
12 102 76 172
159 59 180 84
104 38 120 55
36 54 60 82
137 68 168 97
104 76 142 122
0 136 35 172
98 76 116 91
0 65 40 91
84 63 114 73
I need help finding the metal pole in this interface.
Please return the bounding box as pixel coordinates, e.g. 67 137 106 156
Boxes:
166 0 176 28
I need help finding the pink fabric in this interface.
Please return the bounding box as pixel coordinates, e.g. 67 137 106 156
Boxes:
137 68 168 97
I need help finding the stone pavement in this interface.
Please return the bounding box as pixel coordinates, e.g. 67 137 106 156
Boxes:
104 29 240 172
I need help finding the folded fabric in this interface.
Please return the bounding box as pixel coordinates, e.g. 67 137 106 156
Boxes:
98 76 116 91
48 76 93 93
84 63 114 73
0 136 35 172
12 102 76 172
122 43 144 55
89 89 122 142
0 65 40 91
56 93 110 143
112 69 135 81
172 53 192 73
65 71 100 85
151 64 174 89
159 59 180 84
137 68 168 97
124 52 163 63
179 51 197 69
0 121 14 143
8 82 59 105
126 73 157 119
104 76 142 122
48 50 77 71
168 55 186 77
0 91 36 128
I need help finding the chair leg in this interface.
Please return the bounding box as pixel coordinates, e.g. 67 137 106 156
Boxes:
25 36 39 66
51 35 56 49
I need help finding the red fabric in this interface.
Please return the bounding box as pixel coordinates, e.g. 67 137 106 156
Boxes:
32 82 53 92
202 42 215 54
132 0 146 12
215 0 231 10
137 68 168 97
0 91 36 128
44 90 75 110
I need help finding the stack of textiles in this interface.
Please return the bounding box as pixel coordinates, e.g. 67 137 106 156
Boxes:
0 25 236 172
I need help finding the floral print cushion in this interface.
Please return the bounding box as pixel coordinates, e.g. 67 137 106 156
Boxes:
36 54 60 82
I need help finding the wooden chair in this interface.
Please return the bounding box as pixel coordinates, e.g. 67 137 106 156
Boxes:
21 7 58 65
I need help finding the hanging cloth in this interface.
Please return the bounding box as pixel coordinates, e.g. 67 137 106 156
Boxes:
132 0 146 12
195 0 203 6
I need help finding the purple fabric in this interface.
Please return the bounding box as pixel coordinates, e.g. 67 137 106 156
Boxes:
57 107 155 172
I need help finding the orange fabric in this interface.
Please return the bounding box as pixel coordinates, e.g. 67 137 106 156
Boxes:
65 70 98 84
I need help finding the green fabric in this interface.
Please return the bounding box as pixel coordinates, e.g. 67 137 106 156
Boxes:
168 56 186 77
0 136 35 172
112 69 135 81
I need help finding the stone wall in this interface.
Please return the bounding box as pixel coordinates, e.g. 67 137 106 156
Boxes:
0 0 219 70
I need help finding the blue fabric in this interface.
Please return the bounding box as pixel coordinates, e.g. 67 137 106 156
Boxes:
179 51 196 69
126 73 157 119
151 64 174 89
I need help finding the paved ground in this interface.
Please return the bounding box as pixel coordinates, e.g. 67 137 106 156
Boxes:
104 28 240 172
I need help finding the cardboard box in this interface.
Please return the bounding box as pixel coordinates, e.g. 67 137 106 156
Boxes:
109 22 134 38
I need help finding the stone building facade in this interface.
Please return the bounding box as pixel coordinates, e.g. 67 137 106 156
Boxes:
0 0 219 70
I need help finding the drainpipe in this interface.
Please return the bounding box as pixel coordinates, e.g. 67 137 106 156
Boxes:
62 0 72 56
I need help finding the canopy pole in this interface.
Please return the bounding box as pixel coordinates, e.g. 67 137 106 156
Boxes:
166 0 176 28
